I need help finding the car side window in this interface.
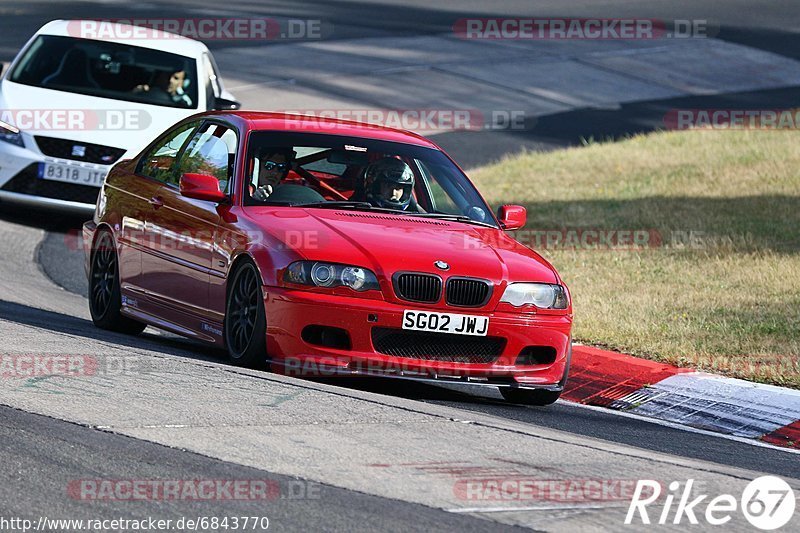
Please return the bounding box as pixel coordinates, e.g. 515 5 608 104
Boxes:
174 122 237 193
137 122 197 183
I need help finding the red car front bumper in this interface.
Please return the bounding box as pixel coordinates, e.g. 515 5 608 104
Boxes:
265 287 572 389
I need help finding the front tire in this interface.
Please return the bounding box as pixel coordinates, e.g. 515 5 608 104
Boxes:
224 261 268 367
88 231 146 334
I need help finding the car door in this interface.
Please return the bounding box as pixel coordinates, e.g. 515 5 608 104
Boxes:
127 121 198 298
140 120 237 335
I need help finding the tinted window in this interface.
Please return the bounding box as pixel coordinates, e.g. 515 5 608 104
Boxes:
137 122 197 183
175 122 237 192
9 35 199 109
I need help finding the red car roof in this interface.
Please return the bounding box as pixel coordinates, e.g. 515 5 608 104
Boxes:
204 111 441 149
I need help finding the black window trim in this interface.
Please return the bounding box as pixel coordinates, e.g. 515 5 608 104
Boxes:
170 118 241 199
134 120 202 186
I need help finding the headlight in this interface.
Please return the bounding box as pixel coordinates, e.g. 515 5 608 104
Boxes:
284 261 380 292
0 120 24 147
500 283 569 309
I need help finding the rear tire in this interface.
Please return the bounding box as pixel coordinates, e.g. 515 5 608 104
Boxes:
224 261 268 367
88 231 146 335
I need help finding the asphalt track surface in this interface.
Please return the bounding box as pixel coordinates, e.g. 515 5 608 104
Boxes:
2 1 800 531
0 406 524 532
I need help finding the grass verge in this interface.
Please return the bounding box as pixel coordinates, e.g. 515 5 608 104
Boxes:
471 129 800 387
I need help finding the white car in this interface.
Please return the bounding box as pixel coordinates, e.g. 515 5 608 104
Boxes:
0 20 239 214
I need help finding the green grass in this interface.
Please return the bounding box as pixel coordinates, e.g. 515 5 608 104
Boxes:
470 129 800 387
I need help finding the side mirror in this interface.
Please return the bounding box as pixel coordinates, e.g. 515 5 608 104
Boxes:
180 173 226 203
497 205 526 230
212 97 241 110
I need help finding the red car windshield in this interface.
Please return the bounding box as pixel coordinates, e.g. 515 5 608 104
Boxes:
244 132 496 227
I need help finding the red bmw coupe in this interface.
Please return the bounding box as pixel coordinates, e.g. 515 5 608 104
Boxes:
83 112 573 405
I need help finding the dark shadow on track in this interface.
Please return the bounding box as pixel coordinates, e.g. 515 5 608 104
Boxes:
0 202 88 233
0 298 225 363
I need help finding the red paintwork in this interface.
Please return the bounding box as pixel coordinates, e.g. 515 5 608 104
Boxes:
497 204 527 231
180 173 227 202
84 111 573 388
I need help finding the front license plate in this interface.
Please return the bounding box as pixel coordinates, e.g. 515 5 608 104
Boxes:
402 310 489 337
38 162 105 187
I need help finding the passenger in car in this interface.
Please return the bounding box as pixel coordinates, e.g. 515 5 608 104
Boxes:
364 157 418 211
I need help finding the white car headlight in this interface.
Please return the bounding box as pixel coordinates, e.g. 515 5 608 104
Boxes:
0 120 24 147
500 283 569 309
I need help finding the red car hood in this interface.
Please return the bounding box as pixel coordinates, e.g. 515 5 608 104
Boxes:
247 208 557 284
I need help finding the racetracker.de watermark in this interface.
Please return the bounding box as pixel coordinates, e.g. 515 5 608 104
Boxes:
67 18 328 41
67 479 320 501
278 109 528 132
446 229 664 252
71 229 733 255
505 229 662 251
0 354 152 378
0 109 150 131
278 357 511 378
456 229 744 252
68 228 330 253
454 478 649 502
665 108 800 130
453 18 713 40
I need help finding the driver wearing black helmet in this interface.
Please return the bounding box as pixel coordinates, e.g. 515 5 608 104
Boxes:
364 157 415 211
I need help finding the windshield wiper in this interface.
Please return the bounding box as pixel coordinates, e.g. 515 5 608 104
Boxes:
295 201 375 209
295 202 410 215
293 202 497 227
408 212 497 228
257 200 298 206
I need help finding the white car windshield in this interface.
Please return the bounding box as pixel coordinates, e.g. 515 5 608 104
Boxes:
8 35 198 109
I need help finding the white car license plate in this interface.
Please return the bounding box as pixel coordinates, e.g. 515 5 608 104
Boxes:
402 310 489 336
38 162 105 187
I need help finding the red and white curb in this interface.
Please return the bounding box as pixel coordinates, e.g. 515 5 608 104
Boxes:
564 345 800 450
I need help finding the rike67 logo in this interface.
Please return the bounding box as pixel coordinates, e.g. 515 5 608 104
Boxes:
626 476 796 530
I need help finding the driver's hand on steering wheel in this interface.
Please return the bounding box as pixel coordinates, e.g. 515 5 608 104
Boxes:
252 184 273 201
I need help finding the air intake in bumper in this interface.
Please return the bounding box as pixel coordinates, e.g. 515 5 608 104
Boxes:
371 327 504 364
